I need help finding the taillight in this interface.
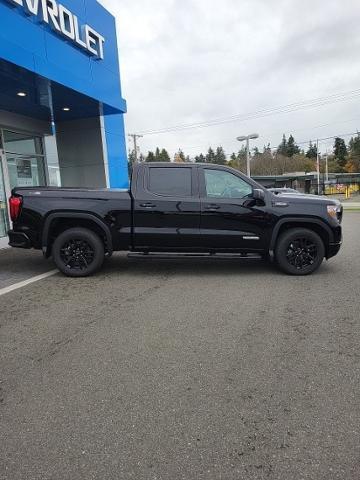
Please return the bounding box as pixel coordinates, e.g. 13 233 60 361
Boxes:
9 196 23 222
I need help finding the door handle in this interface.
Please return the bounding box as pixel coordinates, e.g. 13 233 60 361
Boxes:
205 204 220 210
140 203 156 208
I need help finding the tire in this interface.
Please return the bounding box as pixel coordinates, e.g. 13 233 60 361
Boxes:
52 227 105 277
275 228 325 276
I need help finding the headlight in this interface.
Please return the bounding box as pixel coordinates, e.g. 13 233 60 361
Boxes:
327 205 339 220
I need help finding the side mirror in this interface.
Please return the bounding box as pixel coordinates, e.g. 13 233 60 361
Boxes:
252 189 265 202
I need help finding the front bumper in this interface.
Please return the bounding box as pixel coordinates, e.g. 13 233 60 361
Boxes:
8 231 32 249
327 241 342 259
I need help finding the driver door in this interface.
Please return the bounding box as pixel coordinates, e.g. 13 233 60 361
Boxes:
199 167 267 251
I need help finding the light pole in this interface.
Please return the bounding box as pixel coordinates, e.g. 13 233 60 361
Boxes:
236 133 259 177
316 139 320 195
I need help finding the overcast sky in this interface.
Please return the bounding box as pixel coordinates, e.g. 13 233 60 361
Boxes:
100 0 360 159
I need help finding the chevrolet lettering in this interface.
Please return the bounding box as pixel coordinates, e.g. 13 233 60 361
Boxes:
7 0 105 59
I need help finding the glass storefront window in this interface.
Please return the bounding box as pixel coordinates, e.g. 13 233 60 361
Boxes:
3 130 43 156
6 154 47 190
3 130 47 190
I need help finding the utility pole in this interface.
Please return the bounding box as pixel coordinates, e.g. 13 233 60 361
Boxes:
316 139 320 195
128 134 143 163
325 151 329 183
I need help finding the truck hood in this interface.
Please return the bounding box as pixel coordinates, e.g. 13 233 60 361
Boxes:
271 193 341 207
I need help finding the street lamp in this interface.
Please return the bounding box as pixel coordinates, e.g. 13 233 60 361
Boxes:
236 133 259 177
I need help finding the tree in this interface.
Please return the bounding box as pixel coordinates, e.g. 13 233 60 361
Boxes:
227 148 246 173
277 134 288 156
214 146 227 165
128 150 136 165
174 149 186 163
195 153 206 163
306 141 318 159
346 136 360 172
286 135 300 157
333 137 348 169
159 148 170 162
155 147 161 162
206 147 216 164
146 151 156 162
327 157 343 173
304 158 315 174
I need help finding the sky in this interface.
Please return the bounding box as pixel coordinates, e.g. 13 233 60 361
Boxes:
100 0 360 159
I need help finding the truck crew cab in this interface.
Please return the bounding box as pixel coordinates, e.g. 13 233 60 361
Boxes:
8 162 343 277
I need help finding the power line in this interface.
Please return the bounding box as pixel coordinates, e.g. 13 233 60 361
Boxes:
138 88 360 136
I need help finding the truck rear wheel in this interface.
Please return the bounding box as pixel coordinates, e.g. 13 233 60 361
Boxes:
52 227 105 277
275 228 325 276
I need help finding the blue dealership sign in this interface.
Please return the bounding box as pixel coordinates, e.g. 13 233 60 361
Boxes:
0 0 129 189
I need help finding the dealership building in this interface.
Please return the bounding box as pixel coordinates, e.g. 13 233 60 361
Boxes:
0 0 128 248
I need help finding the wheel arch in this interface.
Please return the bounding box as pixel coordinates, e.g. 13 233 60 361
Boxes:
269 218 333 259
42 212 113 258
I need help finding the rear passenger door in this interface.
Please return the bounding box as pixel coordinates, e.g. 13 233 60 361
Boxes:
133 165 201 250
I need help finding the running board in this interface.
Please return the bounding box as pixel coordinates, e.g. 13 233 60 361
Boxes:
127 252 263 260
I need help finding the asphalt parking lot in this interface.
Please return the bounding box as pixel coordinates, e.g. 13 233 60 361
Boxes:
1 213 360 480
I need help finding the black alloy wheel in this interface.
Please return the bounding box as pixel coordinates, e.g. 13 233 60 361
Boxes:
286 237 318 270
53 228 105 277
60 239 95 271
275 228 325 276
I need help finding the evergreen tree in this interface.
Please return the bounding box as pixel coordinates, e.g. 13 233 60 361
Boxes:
195 153 206 163
128 150 136 165
346 135 360 172
277 134 288 156
206 147 216 164
214 146 227 165
146 151 156 162
306 141 318 159
286 135 300 157
333 137 348 169
154 147 161 161
159 148 170 162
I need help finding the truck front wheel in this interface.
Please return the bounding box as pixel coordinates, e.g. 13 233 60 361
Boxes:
52 227 105 277
275 228 325 275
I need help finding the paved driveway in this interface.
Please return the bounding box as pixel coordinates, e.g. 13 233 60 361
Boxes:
1 213 359 480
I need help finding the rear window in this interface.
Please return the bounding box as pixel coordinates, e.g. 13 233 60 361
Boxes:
148 167 192 197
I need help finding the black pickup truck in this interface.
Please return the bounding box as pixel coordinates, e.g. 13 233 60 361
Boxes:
8 162 343 276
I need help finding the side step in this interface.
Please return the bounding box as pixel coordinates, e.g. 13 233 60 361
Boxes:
127 252 263 260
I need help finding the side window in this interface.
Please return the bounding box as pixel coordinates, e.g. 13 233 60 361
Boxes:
148 167 192 197
204 169 252 199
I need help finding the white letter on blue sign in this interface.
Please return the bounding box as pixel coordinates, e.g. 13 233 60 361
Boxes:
24 0 39 15
58 4 75 40
41 0 61 32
